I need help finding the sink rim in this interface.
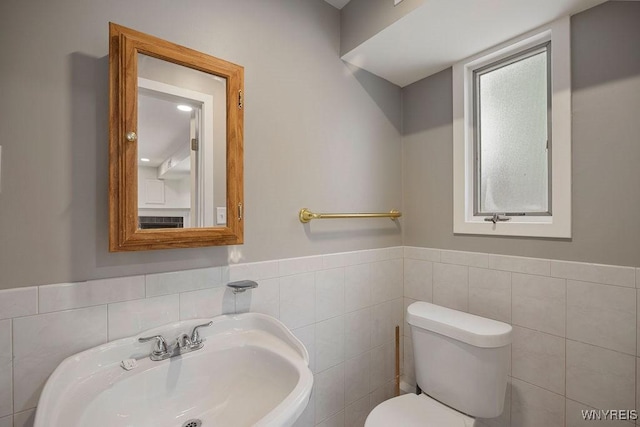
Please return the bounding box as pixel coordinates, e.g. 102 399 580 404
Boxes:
34 312 313 427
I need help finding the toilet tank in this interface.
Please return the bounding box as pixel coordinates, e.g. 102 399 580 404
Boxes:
407 302 511 419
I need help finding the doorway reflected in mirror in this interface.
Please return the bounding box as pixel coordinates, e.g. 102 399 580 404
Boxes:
137 54 227 229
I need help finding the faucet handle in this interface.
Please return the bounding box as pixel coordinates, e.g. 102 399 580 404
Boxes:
190 321 213 344
138 335 168 355
176 333 192 349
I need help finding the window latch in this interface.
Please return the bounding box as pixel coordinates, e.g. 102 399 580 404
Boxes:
484 213 511 224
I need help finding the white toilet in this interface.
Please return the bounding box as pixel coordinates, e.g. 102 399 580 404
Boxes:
366 301 512 427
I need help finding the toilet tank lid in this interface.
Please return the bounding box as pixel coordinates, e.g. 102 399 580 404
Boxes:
407 302 511 348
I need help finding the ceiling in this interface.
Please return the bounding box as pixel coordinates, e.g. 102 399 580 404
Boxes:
323 0 351 9
138 93 192 168
340 0 608 87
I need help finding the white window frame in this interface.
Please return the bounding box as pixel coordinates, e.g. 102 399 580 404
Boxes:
453 17 571 238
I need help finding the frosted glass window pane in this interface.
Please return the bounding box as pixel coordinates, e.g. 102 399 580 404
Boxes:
477 50 549 214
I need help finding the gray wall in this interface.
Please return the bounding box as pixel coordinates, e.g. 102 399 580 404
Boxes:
0 0 403 290
402 1 640 267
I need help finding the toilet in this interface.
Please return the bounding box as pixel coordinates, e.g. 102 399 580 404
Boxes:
366 301 512 427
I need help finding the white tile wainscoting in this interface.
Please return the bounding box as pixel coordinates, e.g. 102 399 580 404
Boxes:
1 247 639 427
403 247 640 427
0 247 405 427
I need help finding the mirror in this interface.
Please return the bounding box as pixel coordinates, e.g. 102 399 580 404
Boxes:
109 23 243 251
137 55 227 228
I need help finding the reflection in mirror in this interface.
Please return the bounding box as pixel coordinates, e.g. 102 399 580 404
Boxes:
137 54 227 229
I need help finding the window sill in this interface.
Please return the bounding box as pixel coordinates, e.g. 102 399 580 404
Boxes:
454 215 571 238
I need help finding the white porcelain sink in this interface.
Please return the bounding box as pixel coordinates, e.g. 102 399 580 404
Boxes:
35 313 313 427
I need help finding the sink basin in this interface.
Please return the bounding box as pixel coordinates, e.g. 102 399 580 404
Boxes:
35 313 313 427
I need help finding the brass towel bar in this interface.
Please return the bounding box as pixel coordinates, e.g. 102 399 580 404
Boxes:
299 208 402 223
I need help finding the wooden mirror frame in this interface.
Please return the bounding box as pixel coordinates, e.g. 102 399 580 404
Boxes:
109 23 244 251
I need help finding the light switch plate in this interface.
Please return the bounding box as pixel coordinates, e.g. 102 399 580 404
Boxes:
216 207 227 225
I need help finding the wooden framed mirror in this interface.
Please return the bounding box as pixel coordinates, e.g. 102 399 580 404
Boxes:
109 23 243 251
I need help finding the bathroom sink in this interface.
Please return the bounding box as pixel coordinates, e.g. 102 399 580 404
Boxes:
34 313 313 427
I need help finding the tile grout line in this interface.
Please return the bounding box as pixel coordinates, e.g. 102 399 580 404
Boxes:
104 302 109 344
511 376 566 398
10 318 14 420
564 276 568 411
467 263 470 313
510 268 514 425
512 319 636 358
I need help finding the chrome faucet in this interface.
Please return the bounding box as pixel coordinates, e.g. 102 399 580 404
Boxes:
139 321 213 361
176 333 192 349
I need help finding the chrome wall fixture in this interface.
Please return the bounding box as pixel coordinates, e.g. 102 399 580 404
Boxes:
138 321 212 361
227 280 259 294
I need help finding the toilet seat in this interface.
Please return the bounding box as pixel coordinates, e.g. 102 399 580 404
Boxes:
365 393 476 427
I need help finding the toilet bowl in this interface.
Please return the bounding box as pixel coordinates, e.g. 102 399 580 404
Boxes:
366 393 475 427
365 302 511 426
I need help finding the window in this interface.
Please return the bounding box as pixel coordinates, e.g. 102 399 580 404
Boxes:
474 43 550 216
453 18 571 238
